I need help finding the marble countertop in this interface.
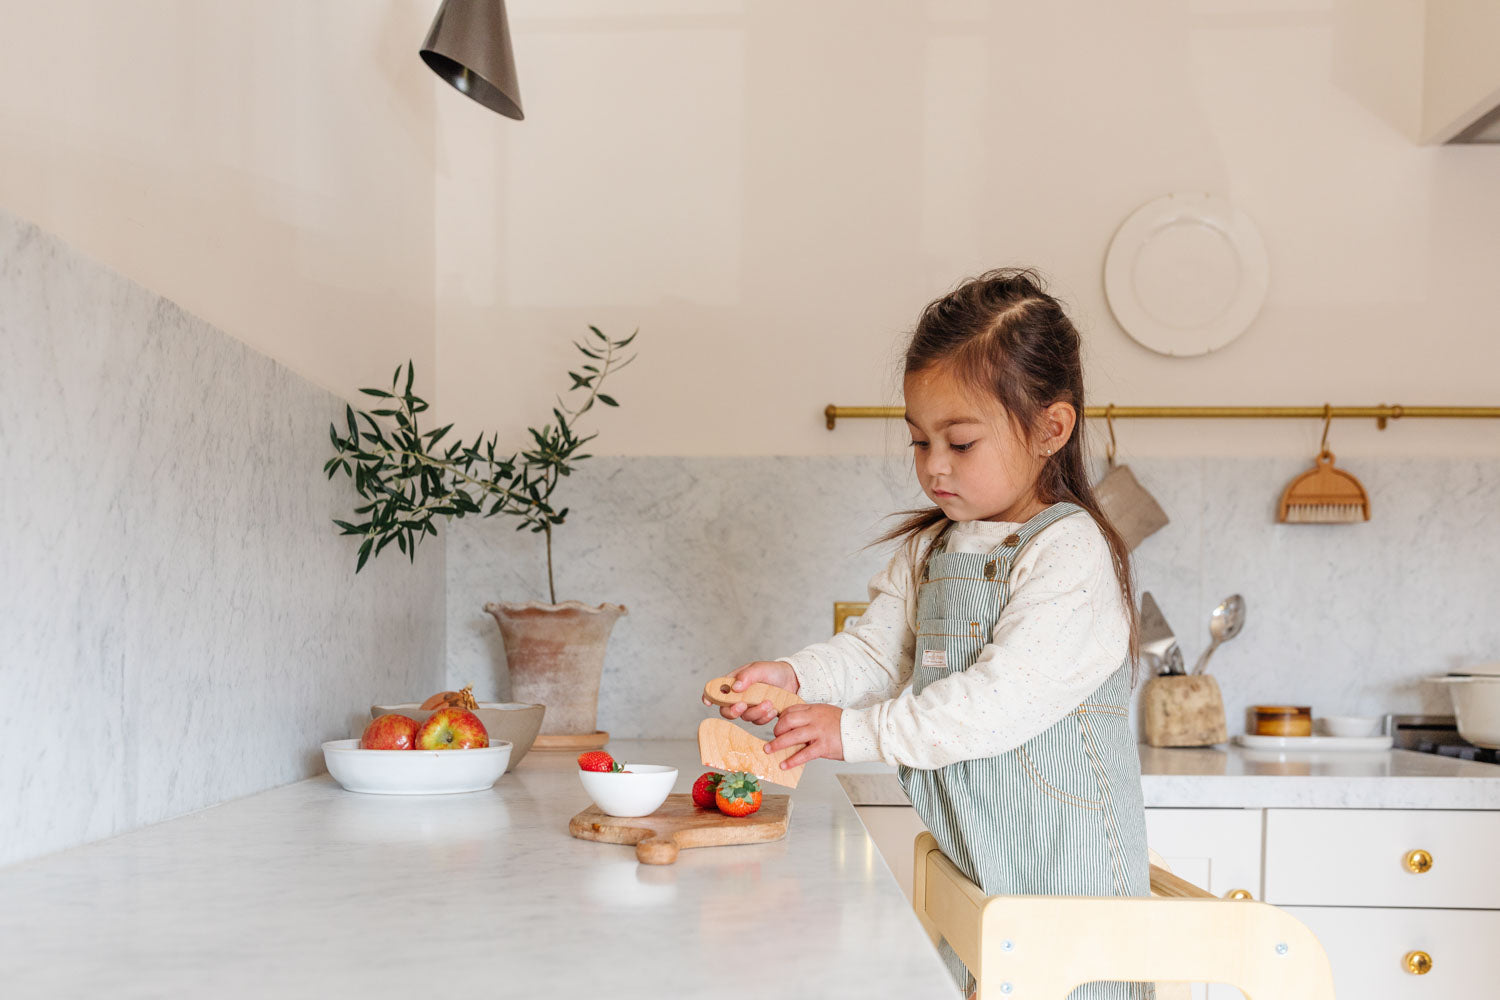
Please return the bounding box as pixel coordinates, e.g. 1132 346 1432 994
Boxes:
839 744 1500 809
0 740 953 1000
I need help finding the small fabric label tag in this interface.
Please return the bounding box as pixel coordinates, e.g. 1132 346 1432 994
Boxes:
922 649 948 668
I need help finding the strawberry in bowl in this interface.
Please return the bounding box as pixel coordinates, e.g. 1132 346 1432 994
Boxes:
576 750 675 817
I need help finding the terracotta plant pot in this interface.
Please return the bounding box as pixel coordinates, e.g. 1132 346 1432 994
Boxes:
483 600 626 740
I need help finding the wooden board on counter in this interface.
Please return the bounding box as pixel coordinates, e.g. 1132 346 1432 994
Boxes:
569 793 791 865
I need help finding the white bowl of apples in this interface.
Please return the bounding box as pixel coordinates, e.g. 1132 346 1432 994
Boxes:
323 709 511 795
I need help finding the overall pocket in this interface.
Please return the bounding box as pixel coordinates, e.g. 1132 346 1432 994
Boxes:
912 619 986 692
1016 716 1107 810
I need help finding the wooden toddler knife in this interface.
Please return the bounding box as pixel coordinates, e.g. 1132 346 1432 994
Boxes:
699 675 806 788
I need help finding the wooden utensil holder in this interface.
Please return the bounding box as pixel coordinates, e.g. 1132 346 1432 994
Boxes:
1142 675 1228 747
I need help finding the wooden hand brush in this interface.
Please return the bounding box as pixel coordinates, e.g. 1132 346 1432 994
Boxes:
1277 409 1370 524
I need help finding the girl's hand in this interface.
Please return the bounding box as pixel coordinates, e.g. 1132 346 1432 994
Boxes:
766 703 844 769
701 660 800 725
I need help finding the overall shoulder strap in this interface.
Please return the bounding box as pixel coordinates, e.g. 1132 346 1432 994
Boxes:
1006 501 1087 560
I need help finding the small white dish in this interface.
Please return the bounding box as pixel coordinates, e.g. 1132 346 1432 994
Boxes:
1104 193 1270 357
322 738 511 795
1318 715 1383 738
1233 733 1393 752
578 764 677 818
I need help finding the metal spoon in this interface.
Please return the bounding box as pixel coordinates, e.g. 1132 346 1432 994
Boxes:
1191 595 1245 675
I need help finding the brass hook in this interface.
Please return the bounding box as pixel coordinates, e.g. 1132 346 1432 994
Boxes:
1105 404 1118 466
1319 403 1333 459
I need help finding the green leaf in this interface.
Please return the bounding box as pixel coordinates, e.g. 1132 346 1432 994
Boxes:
356 538 373 572
590 325 607 341
360 388 394 398
405 360 415 396
598 394 618 407
617 328 639 347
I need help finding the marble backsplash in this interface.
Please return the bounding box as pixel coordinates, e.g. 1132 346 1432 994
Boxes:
0 212 444 867
448 454 1500 745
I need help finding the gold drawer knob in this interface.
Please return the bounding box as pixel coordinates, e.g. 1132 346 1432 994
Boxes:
1404 849 1433 874
1224 888 1254 900
1403 950 1433 976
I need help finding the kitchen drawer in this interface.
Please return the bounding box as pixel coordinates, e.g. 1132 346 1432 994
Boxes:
1264 809 1500 908
1286 905 1500 999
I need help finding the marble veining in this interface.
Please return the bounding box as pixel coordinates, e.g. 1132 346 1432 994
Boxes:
447 453 1500 743
0 211 444 867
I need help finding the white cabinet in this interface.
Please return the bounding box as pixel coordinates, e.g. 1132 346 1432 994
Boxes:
1142 808 1262 901
1285 906 1500 998
1263 808 1500 909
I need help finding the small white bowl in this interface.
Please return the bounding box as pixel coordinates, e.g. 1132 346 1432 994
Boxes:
578 764 677 817
1318 715 1383 738
322 738 511 795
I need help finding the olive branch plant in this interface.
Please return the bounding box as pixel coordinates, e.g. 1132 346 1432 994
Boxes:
324 326 637 604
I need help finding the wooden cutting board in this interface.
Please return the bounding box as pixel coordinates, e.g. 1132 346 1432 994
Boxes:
569 793 791 864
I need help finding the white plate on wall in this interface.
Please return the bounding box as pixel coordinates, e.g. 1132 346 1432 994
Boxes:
1233 733 1393 752
1104 193 1269 356
322 738 511 794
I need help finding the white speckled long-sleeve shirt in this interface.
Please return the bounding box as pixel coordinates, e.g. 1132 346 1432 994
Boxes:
780 513 1130 769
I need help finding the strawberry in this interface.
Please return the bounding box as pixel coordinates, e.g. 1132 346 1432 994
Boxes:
691 771 724 809
577 750 623 772
714 771 763 817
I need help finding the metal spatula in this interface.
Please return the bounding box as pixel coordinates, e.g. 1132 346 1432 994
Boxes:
1140 592 1183 675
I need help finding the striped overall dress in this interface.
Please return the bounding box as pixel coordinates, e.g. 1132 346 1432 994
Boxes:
897 502 1151 999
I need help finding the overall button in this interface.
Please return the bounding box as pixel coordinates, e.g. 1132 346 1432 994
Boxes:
983 560 997 579
1002 533 1020 547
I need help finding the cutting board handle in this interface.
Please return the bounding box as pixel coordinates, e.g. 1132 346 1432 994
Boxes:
702 676 805 714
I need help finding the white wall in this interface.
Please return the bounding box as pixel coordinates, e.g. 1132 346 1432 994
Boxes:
4 2 1493 461
0 0 440 404
436 0 1500 460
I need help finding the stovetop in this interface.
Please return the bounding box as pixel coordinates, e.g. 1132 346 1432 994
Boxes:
1388 713 1500 764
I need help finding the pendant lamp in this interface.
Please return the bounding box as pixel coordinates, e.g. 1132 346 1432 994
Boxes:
420 0 524 120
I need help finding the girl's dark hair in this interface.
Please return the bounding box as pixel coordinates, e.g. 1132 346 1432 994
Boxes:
879 267 1139 668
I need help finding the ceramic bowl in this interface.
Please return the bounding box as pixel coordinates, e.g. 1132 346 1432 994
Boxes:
578 764 677 818
1318 715 1383 738
370 702 544 771
322 739 511 795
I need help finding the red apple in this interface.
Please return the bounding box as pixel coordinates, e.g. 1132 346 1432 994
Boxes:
361 714 420 750
415 707 489 750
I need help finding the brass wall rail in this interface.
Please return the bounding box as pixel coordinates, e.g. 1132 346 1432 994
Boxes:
824 404 1500 431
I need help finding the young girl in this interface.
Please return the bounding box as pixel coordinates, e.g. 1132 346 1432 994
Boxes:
713 269 1149 999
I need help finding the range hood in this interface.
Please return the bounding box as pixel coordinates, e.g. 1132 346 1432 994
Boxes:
1423 1 1500 144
